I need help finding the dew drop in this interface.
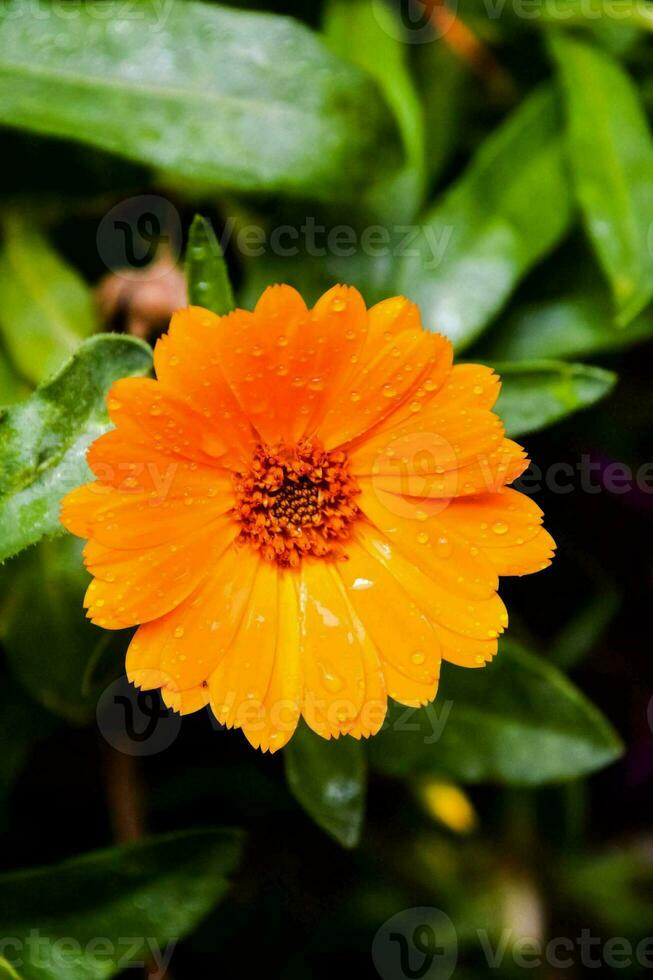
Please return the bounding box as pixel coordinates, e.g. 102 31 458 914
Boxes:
382 384 397 398
319 662 344 693
473 385 483 395
417 531 429 545
331 297 346 312
174 627 185 639
411 651 425 665
350 390 361 403
149 404 162 416
492 521 509 535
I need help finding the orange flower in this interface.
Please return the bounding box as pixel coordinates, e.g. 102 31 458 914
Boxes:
61 285 555 752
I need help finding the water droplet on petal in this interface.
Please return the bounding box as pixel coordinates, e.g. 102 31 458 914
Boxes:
492 521 508 535
319 662 344 693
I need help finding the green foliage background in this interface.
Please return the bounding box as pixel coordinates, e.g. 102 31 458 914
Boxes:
0 0 652 976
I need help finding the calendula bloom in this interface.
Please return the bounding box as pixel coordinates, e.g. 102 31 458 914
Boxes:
61 285 554 752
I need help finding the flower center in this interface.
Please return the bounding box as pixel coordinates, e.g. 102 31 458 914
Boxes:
233 440 360 567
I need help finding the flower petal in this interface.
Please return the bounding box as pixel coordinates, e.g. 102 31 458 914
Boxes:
83 515 236 628
154 306 257 465
62 481 231 550
358 486 498 599
127 543 258 693
337 540 440 708
319 297 453 449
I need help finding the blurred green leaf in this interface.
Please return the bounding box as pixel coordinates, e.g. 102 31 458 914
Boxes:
494 359 617 437
414 39 470 184
563 844 653 936
185 215 235 315
369 641 623 785
398 86 573 349
0 215 97 385
551 582 620 670
0 958 22 980
0 334 152 562
0 537 111 723
0 828 243 980
0 346 28 407
0 0 399 201
323 0 425 217
551 34 653 324
284 721 366 848
484 281 653 361
540 0 653 33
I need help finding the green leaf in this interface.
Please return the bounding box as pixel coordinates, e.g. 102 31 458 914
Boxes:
0 958 22 980
397 86 573 349
0 334 152 562
323 0 425 216
551 584 620 671
0 0 399 201
494 359 617 437
368 641 623 785
0 536 114 723
551 34 653 324
0 346 29 407
563 845 653 936
0 215 97 385
484 281 653 361
284 721 366 848
185 215 235 315
539 0 653 35
0 828 243 980
414 38 470 184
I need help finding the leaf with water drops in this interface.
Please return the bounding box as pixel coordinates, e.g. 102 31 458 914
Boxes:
185 215 235 315
284 720 366 848
0 828 243 980
0 0 400 201
0 334 152 563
